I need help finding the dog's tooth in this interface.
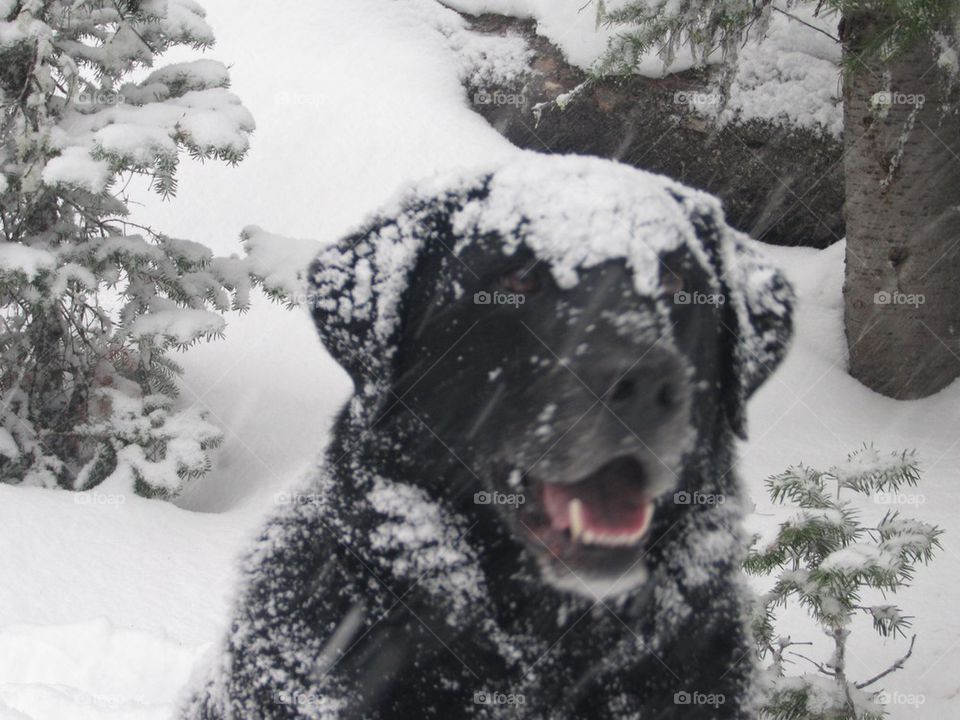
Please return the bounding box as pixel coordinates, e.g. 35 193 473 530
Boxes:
570 503 655 547
569 499 585 542
599 533 622 547
637 505 653 537
625 507 653 543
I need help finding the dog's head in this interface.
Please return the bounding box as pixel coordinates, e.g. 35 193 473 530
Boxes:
309 155 792 599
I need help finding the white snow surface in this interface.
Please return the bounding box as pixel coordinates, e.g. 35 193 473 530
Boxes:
40 146 110 194
0 428 18 459
0 244 57 278
127 306 225 345
0 2 956 719
718 5 842 135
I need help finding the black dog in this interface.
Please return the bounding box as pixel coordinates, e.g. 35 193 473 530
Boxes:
182 155 793 719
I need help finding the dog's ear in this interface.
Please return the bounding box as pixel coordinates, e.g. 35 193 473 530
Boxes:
307 193 463 391
719 230 794 440
308 210 424 389
717 230 794 440
673 190 794 440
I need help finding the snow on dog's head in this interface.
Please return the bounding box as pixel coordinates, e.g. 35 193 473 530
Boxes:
308 154 793 599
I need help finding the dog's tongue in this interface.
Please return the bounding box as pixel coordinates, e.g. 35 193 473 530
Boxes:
542 474 653 544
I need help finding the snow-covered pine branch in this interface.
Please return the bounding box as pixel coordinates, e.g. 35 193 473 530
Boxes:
0 1 282 497
831 445 921 495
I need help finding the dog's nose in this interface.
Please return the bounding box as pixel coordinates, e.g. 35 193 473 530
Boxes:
608 372 678 411
586 353 686 421
603 363 678 411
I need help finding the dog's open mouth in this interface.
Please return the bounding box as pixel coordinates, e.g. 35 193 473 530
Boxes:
517 455 656 563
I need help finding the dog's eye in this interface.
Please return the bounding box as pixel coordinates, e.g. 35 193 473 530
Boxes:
499 267 541 295
660 267 684 294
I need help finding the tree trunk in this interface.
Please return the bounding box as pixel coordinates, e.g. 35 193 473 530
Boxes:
843 13 960 398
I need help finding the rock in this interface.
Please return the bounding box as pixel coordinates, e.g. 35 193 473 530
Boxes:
463 13 844 249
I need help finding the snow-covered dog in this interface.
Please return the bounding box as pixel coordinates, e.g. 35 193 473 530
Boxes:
182 155 793 719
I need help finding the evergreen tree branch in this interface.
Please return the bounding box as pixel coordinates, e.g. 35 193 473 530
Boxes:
772 7 839 42
786 650 836 676
855 634 916 689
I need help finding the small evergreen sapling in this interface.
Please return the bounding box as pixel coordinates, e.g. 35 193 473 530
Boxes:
744 446 941 720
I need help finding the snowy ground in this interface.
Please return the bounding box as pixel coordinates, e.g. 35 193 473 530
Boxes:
1 1 958 718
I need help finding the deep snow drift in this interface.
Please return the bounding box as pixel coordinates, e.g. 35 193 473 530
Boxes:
1 1 957 719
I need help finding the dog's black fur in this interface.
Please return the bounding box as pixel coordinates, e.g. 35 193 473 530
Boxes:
182 156 793 719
